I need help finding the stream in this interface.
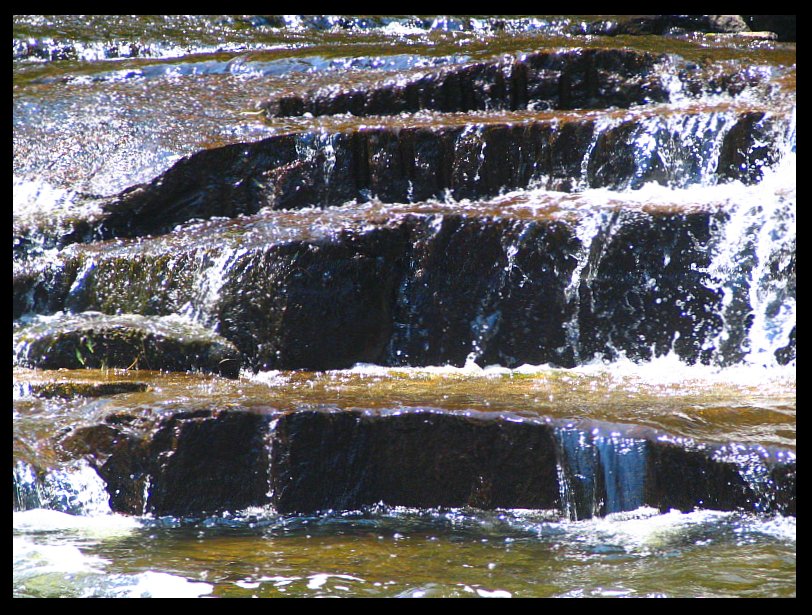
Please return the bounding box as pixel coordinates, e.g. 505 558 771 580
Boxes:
13 15 795 598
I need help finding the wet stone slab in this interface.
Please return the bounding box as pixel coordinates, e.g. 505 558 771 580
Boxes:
12 104 791 257
261 43 785 121
262 48 672 118
48 406 795 519
12 206 733 370
14 196 795 370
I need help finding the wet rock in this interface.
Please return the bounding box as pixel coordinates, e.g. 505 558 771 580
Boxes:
13 257 82 320
59 422 150 514
96 135 301 239
67 107 785 249
144 409 271 517
717 112 781 184
16 202 789 370
59 407 795 517
573 209 725 365
272 410 797 517
386 215 579 368
270 409 562 514
27 380 148 399
263 49 670 119
60 248 200 318
60 408 272 516
215 225 410 371
645 441 796 515
262 44 778 122
14 312 241 378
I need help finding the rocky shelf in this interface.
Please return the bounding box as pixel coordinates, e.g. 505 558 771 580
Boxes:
12 16 796 524
11 404 793 519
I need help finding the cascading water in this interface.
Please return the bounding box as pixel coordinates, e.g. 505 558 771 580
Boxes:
13 15 795 598
554 426 648 520
13 459 111 516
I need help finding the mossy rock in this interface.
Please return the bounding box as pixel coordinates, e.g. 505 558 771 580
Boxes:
28 380 149 399
14 311 241 378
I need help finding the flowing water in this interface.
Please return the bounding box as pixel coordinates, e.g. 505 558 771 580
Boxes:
13 15 795 598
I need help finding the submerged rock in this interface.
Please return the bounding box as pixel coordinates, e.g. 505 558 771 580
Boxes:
13 312 241 378
26 380 148 399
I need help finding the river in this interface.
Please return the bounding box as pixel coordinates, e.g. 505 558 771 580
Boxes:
13 15 795 598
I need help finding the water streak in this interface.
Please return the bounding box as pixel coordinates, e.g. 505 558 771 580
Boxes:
554 427 648 520
13 459 111 516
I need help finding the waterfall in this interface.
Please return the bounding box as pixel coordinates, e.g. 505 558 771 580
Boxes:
703 154 796 367
13 459 111 516
180 246 249 328
554 426 648 520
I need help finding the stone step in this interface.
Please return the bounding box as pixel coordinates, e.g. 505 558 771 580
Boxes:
47 406 795 519
263 48 671 118
261 47 773 120
12 104 791 257
14 199 795 370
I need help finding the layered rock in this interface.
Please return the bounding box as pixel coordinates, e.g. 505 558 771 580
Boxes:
16 204 750 370
262 46 780 121
264 49 671 119
11 107 789 256
51 406 796 518
16 194 795 370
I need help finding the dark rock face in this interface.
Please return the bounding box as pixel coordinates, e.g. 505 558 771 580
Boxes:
17 204 784 371
264 49 670 120
717 112 782 184
57 407 796 518
386 215 579 368
645 442 796 515
14 312 242 378
216 226 410 371
145 410 270 517
272 410 796 518
97 135 301 239
271 409 562 514
573 210 725 365
61 409 272 516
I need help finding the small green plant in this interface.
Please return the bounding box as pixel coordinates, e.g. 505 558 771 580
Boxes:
74 337 95 368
